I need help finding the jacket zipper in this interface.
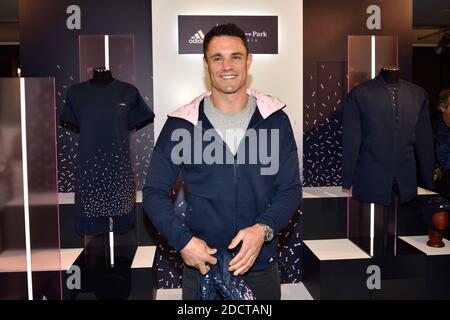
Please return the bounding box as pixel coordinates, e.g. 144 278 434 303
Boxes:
172 103 285 242
233 153 239 236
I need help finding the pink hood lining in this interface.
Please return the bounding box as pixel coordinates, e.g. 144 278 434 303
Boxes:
168 88 285 126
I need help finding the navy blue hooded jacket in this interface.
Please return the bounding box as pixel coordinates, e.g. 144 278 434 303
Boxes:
343 76 434 205
142 89 302 270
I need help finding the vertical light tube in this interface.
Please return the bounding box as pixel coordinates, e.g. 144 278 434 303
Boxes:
371 36 376 79
370 203 375 257
346 197 350 238
20 78 33 300
394 198 398 256
109 230 114 267
104 35 110 70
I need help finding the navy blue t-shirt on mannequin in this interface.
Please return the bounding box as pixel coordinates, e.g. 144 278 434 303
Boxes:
60 79 154 235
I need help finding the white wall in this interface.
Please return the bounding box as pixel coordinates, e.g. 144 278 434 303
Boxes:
152 0 303 159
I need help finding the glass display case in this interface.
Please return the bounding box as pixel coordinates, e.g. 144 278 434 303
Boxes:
348 35 398 91
0 77 60 300
57 34 154 300
346 35 399 256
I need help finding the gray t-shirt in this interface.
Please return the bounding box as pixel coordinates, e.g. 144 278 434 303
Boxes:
203 96 257 155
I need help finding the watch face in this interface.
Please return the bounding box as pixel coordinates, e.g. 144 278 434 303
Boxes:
266 228 274 242
259 223 274 242
263 226 273 242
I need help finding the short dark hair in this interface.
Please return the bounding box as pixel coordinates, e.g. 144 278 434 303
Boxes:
203 23 249 57
438 89 450 110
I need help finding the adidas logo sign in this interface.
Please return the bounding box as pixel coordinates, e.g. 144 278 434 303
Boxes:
189 30 205 44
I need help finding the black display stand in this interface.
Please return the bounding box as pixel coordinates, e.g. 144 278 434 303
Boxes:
302 187 450 300
61 242 157 300
59 197 158 300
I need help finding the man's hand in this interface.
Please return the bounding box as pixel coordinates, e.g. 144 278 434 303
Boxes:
228 224 265 276
180 237 217 275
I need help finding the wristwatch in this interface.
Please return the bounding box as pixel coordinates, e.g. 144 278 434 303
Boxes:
257 223 274 242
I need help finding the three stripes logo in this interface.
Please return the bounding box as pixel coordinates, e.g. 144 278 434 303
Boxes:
189 30 205 44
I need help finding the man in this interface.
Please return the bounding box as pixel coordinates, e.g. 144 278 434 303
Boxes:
436 89 450 197
143 23 301 300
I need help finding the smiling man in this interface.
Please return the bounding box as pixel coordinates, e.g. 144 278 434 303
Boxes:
143 23 301 300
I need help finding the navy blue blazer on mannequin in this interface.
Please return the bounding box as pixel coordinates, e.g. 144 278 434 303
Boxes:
342 75 434 205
